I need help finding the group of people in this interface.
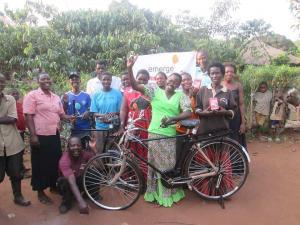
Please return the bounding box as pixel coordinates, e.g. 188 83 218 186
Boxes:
0 50 249 214
252 81 300 142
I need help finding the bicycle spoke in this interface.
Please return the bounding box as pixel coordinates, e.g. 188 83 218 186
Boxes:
85 177 108 186
114 185 139 198
87 165 109 181
86 167 107 179
84 175 106 185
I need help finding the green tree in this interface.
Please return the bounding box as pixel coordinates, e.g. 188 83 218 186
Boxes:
261 33 298 54
289 0 300 31
50 0 193 73
175 0 239 39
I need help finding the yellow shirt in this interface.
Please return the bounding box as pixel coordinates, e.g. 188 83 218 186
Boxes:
0 94 24 156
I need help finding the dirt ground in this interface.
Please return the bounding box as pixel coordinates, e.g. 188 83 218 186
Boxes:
1 133 300 225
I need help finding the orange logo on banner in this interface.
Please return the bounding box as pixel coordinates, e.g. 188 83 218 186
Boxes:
172 54 179 64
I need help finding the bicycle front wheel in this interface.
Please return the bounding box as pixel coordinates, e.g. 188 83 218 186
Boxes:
83 153 143 210
185 139 249 200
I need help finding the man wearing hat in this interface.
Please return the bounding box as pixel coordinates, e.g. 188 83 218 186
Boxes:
62 72 91 138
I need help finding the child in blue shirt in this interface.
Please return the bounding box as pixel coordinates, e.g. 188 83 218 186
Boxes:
90 72 122 153
63 72 91 138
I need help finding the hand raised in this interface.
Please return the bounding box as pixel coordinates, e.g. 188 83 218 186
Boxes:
127 55 138 68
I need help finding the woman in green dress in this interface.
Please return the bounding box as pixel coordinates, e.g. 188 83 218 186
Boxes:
127 56 191 207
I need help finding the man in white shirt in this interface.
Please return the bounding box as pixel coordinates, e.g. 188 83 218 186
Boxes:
194 50 212 89
86 60 121 96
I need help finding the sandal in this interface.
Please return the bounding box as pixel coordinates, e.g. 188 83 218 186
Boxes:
38 193 53 205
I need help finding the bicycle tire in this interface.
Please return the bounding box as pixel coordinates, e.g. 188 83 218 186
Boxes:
83 153 143 210
184 138 249 200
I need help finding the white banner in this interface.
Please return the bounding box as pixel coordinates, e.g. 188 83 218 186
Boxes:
132 51 196 84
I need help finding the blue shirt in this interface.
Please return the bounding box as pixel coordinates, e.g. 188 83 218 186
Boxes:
194 67 212 88
90 88 122 129
65 91 91 130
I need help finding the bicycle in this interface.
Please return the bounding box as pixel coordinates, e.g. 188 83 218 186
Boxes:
82 116 250 210
60 111 120 152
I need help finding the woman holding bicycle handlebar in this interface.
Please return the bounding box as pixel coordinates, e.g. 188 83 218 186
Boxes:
195 62 237 195
127 56 191 207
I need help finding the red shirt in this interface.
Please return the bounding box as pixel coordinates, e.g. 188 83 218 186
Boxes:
59 151 94 178
124 88 151 133
16 101 26 132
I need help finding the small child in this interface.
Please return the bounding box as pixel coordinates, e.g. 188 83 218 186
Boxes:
253 82 273 140
270 89 286 142
285 88 300 129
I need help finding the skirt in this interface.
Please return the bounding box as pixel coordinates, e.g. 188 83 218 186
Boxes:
144 133 185 207
31 131 62 191
229 110 247 149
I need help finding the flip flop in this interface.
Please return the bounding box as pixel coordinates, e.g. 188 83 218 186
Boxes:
79 207 89 214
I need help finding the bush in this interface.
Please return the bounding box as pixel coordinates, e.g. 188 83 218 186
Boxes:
240 64 300 125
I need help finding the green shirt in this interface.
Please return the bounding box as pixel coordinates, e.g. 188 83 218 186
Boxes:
145 86 190 136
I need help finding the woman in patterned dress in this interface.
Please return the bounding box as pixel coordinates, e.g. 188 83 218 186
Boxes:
127 56 191 207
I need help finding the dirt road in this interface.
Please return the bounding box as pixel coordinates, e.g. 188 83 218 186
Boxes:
1 139 300 225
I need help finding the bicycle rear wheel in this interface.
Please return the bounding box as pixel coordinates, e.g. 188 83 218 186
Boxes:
185 139 249 200
83 153 143 210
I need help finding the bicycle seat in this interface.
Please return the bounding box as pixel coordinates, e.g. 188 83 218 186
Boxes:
178 119 200 129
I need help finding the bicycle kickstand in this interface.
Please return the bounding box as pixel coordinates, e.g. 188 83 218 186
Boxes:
218 194 225 209
216 174 225 209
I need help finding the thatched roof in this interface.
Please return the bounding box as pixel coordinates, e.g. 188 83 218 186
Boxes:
241 39 300 65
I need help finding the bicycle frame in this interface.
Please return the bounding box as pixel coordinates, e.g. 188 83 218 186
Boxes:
108 118 232 189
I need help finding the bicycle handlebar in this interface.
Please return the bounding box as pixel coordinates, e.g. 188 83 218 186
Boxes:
160 120 177 128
